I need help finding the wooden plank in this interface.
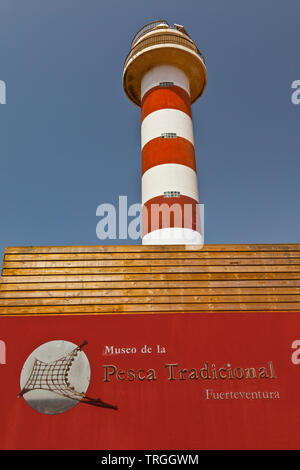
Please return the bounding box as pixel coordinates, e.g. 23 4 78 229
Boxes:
4 244 300 254
2 272 300 283
4 258 300 269
1 279 300 291
5 251 300 261
3 265 300 276
0 294 298 307
0 302 300 315
2 244 299 316
1 287 299 299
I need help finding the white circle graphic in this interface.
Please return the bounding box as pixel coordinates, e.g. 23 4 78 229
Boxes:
19 340 91 415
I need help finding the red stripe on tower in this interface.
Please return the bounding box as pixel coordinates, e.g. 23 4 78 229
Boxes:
142 195 200 238
141 86 192 121
142 137 196 174
123 21 207 244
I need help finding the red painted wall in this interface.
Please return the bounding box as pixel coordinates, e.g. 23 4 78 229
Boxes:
0 312 299 450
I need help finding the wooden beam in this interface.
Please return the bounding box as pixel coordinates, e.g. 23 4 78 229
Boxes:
2 272 300 284
5 251 300 261
4 244 300 254
1 279 300 291
0 294 299 307
3 258 300 269
0 302 300 315
3 265 300 277
1 287 299 299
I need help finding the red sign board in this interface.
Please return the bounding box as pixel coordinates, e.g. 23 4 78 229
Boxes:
0 312 300 449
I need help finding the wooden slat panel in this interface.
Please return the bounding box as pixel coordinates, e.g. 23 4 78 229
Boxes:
0 302 300 315
1 244 299 315
4 244 300 254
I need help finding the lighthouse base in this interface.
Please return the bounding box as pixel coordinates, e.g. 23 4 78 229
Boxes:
142 227 203 245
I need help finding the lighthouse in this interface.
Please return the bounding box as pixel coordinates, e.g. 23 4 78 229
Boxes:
123 20 207 245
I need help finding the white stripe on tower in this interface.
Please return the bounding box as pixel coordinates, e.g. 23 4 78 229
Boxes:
141 64 190 99
142 164 199 204
143 227 202 245
141 64 202 245
141 109 194 148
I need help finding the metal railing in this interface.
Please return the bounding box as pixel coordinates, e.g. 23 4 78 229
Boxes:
131 20 170 47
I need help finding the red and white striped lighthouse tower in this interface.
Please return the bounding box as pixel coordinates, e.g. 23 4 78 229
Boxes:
123 21 207 244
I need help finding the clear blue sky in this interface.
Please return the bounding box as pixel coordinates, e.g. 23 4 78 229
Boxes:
0 0 299 264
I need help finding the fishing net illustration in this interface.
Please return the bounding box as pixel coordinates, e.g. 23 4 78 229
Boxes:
18 341 117 410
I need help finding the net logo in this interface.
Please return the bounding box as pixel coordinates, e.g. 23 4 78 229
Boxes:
0 340 6 364
18 340 117 415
